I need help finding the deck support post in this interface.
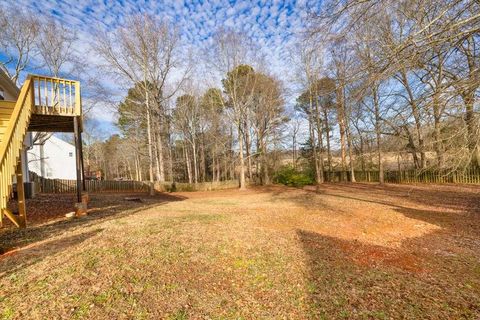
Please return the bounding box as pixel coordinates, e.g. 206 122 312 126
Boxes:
15 157 27 228
78 124 86 192
74 116 82 203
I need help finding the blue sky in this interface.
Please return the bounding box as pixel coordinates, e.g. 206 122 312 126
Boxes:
3 0 320 135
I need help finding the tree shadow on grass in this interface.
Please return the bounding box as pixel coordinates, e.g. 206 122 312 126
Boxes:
313 183 480 216
267 183 480 231
312 186 480 236
255 184 480 317
0 228 104 276
297 229 480 319
0 192 187 254
269 188 348 215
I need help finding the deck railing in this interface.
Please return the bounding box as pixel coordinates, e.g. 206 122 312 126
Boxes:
31 75 81 116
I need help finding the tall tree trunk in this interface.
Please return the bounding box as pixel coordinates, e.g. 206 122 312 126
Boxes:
309 120 322 184
201 134 206 182
346 124 356 182
184 143 193 184
309 95 323 184
368 137 374 170
167 133 173 182
255 137 260 183
402 126 420 169
156 131 165 182
135 154 140 181
137 154 143 181
336 85 347 181
229 126 234 180
217 156 221 182
134 156 138 181
314 98 325 181
458 35 479 167
238 122 246 189
323 107 332 175
292 131 297 169
256 137 261 184
343 100 355 182
463 91 478 167
103 160 108 180
400 70 425 168
127 160 133 180
261 137 270 185
154 136 161 181
145 90 155 195
192 138 198 184
245 120 253 180
216 147 221 182
224 156 228 181
358 131 365 173
115 160 120 178
432 91 444 168
373 86 384 184
212 150 216 182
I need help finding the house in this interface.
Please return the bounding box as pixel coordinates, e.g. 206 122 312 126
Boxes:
28 135 77 179
0 69 19 100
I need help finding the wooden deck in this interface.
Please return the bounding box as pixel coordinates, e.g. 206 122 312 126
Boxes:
0 75 82 133
28 114 77 132
30 75 82 132
1 74 83 228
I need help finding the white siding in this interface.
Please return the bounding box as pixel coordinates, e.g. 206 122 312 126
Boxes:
28 135 77 179
0 71 19 101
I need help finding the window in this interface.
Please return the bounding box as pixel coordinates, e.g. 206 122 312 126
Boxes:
68 152 73 157
0 87 4 100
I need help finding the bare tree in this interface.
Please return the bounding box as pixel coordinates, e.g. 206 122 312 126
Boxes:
37 18 78 78
174 93 201 184
209 30 262 189
0 5 39 85
250 72 286 185
294 41 324 184
94 14 185 194
289 111 302 169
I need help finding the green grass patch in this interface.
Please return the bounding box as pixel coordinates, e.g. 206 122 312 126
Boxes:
167 308 188 320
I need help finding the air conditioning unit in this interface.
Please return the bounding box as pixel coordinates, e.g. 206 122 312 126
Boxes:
12 182 36 199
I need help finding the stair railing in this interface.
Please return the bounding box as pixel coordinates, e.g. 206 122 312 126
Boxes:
0 76 34 225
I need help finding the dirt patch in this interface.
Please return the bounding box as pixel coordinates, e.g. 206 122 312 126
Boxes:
338 241 425 273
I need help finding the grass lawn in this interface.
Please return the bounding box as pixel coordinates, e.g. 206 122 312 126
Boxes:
1 183 479 319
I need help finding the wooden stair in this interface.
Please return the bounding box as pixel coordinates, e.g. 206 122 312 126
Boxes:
0 75 82 228
0 105 16 227
0 103 15 143
0 78 34 228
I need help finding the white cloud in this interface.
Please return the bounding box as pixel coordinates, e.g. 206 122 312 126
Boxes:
5 0 313 129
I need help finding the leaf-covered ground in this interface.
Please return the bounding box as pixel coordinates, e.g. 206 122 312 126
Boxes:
1 183 479 319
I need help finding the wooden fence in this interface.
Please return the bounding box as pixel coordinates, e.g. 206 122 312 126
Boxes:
29 169 480 195
31 177 150 193
29 172 240 194
155 180 240 192
325 168 480 184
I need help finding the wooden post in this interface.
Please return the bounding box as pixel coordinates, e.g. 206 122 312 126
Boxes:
74 116 82 203
16 159 27 228
78 125 86 192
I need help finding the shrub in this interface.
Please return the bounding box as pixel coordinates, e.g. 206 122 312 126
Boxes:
274 165 315 187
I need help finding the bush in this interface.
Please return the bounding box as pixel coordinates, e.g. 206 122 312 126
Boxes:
274 165 315 187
